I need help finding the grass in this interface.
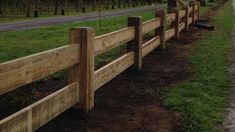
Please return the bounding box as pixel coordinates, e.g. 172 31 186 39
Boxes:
164 0 233 131
0 4 152 24
0 11 155 64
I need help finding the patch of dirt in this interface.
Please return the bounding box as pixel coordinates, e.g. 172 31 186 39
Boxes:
34 27 200 132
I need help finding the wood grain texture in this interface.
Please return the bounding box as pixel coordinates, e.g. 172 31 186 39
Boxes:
0 82 79 132
190 1 196 24
184 5 189 31
196 2 200 20
0 44 79 95
195 14 198 20
166 13 176 24
94 52 134 91
189 7 193 14
77 28 95 112
188 17 193 25
179 10 186 19
142 18 161 35
127 16 143 71
195 4 199 11
170 8 180 39
165 28 175 41
155 10 166 49
94 27 135 56
179 22 186 32
142 36 160 57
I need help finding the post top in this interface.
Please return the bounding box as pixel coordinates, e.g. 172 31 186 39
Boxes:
70 27 95 31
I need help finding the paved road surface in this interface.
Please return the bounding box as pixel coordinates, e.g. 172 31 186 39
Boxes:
223 0 235 131
0 6 162 32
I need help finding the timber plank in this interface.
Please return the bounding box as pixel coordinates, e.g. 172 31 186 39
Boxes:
142 36 160 57
94 27 135 55
94 52 134 91
0 82 79 132
0 45 79 95
142 18 161 35
165 28 176 41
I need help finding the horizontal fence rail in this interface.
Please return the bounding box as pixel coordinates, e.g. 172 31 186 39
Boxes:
0 82 79 132
94 52 134 91
142 18 161 35
142 36 161 57
0 44 80 95
0 1 200 131
94 27 135 56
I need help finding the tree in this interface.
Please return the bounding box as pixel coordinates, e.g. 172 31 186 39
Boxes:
54 0 60 15
0 0 3 15
25 0 32 17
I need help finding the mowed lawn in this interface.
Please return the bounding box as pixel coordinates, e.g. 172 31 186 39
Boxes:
0 11 155 63
0 4 210 64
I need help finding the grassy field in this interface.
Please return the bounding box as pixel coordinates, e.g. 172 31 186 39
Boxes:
0 4 152 24
0 11 156 64
0 4 211 64
164 0 233 131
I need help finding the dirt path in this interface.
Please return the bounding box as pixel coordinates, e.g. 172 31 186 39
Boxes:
0 5 162 32
222 0 235 131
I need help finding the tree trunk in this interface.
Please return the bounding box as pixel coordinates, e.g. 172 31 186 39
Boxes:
0 0 3 15
54 0 59 15
75 0 79 12
26 0 31 17
92 0 96 11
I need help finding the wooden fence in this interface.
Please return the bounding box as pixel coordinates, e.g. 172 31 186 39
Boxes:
0 1 200 132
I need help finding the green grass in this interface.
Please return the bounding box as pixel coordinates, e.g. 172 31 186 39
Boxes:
0 4 152 24
164 0 233 131
0 11 154 63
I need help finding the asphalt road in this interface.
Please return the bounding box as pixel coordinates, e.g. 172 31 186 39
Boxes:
0 6 162 32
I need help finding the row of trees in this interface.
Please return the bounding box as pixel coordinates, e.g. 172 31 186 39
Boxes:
0 0 162 17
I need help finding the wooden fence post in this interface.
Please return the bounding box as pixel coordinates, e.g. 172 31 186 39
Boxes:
127 16 143 71
197 1 200 20
155 10 166 49
170 7 180 39
184 5 189 31
190 1 196 25
69 27 95 113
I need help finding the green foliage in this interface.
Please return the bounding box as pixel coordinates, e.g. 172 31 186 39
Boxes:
164 0 233 131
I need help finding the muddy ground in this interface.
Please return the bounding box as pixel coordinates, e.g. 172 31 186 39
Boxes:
0 3 222 132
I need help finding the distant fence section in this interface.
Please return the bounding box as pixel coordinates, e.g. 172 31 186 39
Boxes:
0 1 200 132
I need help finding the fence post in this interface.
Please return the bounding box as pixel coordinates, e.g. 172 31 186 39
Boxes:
197 1 200 20
190 1 196 25
155 10 166 49
69 27 95 113
170 7 180 39
184 5 189 31
127 16 143 71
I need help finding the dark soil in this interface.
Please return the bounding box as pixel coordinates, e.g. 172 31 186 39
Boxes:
34 28 200 132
